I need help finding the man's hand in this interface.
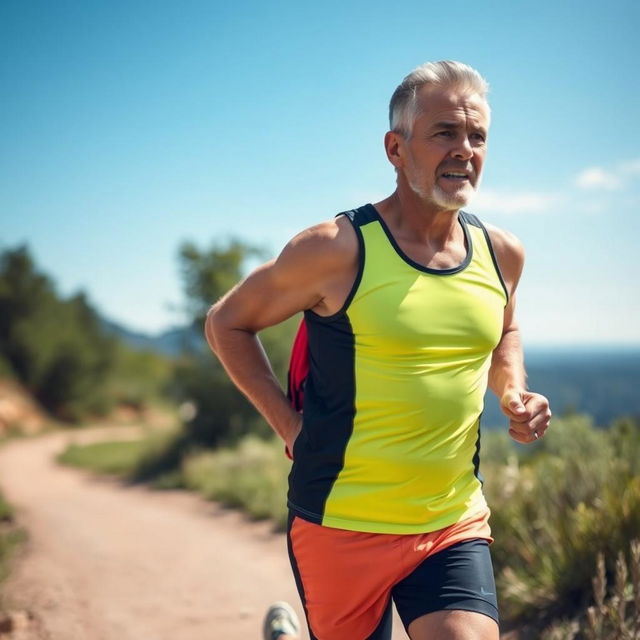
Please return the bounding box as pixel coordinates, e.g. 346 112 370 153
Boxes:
500 389 552 444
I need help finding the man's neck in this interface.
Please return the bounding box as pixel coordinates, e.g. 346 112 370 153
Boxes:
374 190 462 248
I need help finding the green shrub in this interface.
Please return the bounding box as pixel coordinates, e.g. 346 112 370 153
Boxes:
129 428 190 486
0 492 26 585
0 494 14 522
58 440 152 475
485 415 640 629
108 343 173 410
182 435 291 529
58 428 184 482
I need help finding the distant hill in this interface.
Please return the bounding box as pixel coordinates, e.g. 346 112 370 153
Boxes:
104 315 640 428
101 319 203 357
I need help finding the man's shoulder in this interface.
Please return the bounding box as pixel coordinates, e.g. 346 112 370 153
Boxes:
480 220 525 265
277 214 359 275
286 215 358 257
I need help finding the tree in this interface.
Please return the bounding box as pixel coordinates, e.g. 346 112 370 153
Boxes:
0 246 117 420
172 238 297 447
178 239 265 329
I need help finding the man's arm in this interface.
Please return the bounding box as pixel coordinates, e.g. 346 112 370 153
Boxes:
204 217 358 452
487 225 552 443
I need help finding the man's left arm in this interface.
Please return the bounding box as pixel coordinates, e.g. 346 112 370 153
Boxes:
487 226 552 444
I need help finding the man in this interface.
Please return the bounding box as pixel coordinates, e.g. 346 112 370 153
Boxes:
205 60 551 640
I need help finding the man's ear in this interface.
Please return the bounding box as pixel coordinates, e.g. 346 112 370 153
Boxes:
384 130 404 170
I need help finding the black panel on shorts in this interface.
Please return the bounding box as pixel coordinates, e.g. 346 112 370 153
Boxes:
392 538 499 631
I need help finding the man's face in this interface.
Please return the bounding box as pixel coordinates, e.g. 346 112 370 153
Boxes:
397 86 490 211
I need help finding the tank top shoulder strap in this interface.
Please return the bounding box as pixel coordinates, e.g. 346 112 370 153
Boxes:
459 210 509 301
337 203 379 229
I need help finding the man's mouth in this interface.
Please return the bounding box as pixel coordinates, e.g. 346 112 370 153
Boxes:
441 172 470 181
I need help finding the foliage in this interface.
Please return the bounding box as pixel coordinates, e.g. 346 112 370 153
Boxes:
0 245 173 422
107 342 173 410
0 494 14 522
0 492 26 586
127 428 193 486
484 415 640 633
58 428 183 481
178 238 266 329
0 246 117 419
583 541 640 640
58 440 153 476
0 354 15 379
181 435 290 530
537 540 640 639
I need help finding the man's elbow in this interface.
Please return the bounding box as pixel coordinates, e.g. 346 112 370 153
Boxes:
204 297 257 355
204 304 221 354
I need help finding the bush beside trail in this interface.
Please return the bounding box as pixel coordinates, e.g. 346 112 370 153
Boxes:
0 492 26 589
482 416 640 637
181 436 290 530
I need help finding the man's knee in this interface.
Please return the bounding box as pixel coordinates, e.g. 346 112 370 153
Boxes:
407 609 499 640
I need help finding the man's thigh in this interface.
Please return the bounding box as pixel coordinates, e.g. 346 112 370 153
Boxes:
392 539 499 639
408 610 499 640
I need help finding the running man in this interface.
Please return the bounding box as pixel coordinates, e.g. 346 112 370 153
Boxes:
205 60 551 640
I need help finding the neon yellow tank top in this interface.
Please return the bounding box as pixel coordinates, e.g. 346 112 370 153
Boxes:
287 204 508 534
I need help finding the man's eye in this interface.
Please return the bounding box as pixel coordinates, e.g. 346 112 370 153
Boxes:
436 131 454 137
471 133 486 143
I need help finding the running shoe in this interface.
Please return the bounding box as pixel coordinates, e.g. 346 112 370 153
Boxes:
262 601 301 640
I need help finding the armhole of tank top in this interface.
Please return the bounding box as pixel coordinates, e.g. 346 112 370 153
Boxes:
304 210 365 324
461 211 509 304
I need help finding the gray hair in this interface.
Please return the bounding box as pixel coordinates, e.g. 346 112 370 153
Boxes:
389 61 489 138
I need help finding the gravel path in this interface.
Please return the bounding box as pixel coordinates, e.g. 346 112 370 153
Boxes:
0 428 408 640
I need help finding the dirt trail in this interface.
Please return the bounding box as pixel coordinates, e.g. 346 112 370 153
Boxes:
0 428 407 640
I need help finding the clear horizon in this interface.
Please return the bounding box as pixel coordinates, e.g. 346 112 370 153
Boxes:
2 0 639 345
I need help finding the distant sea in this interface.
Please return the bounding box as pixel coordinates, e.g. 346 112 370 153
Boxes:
482 345 640 428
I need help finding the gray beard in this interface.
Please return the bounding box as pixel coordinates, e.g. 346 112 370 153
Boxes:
431 183 471 210
408 178 473 211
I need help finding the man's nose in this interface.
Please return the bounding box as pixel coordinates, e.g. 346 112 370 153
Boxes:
452 136 473 160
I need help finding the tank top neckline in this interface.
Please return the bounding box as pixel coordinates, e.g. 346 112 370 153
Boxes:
364 203 473 276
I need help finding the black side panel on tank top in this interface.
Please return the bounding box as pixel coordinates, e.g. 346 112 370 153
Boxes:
286 205 374 522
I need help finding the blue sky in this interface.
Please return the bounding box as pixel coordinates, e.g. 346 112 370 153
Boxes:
1 0 639 345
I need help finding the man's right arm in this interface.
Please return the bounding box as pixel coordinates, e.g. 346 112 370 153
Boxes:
204 217 357 452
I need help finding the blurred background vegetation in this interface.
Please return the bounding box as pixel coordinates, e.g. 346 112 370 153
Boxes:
0 245 173 422
1 240 639 638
